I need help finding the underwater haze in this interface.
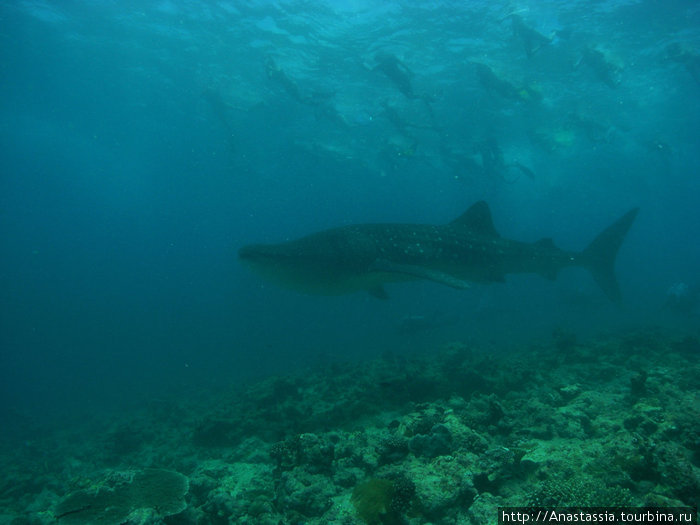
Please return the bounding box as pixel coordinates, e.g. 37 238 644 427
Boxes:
1 1 699 523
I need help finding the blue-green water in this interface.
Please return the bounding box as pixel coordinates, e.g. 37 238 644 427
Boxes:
0 2 698 522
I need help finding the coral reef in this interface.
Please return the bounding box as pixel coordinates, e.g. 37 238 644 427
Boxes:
0 329 698 524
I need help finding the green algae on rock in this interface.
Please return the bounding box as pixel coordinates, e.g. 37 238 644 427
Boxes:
53 468 188 525
351 476 416 525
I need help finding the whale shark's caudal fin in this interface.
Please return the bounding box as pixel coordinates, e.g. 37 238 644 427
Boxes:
580 208 639 303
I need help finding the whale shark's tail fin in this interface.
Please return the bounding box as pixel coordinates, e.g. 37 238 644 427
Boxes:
580 208 639 303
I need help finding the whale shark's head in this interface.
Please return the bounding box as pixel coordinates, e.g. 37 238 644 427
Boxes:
238 229 386 296
239 242 320 292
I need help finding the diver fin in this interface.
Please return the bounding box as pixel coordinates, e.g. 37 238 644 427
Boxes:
580 208 639 303
449 201 500 238
510 161 535 179
373 259 470 289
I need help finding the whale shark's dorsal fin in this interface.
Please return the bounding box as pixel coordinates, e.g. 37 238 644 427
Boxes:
449 200 500 238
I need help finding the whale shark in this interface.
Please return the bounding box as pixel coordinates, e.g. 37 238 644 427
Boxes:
239 201 638 302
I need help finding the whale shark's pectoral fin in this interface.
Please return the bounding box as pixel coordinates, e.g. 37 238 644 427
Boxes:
372 259 471 289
